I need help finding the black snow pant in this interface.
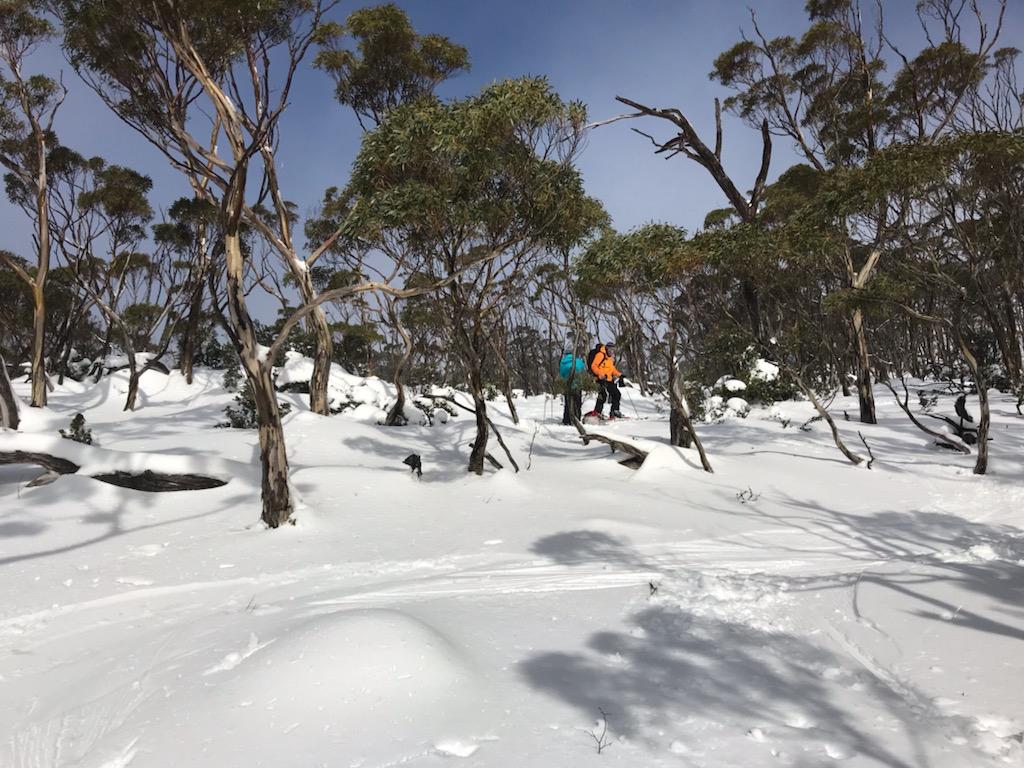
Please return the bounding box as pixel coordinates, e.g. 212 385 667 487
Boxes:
562 387 582 425
595 379 621 416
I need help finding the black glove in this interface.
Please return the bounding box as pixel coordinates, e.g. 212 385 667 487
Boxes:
618 376 627 387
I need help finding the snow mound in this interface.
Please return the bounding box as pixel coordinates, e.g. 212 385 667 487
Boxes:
275 349 317 385
276 350 407 418
724 378 747 392
705 395 750 421
632 445 696 479
103 351 165 370
72 609 488 767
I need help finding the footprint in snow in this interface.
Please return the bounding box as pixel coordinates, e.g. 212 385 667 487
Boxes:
784 713 817 730
824 742 853 760
668 739 689 754
203 633 274 675
115 576 154 587
434 739 479 757
130 544 164 557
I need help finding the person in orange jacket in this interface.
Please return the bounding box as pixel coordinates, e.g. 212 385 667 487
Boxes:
586 342 624 419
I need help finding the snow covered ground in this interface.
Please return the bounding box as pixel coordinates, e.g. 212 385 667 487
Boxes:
2 366 1022 767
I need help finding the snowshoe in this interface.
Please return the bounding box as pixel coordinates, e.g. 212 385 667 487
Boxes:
582 410 605 425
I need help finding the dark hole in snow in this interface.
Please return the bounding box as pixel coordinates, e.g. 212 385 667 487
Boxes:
90 470 227 492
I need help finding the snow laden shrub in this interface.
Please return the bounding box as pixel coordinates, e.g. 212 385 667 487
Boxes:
196 336 237 370
222 364 243 393
60 413 93 445
743 359 798 404
65 354 93 382
690 326 756 386
277 378 311 395
703 393 751 422
328 399 356 415
411 393 457 425
219 381 293 429
709 360 796 407
53 349 94 382
982 363 1012 394
692 327 797 405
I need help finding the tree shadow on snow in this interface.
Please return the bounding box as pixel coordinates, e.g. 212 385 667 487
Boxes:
530 530 657 571
520 602 924 768
716 491 1024 643
522 513 1020 765
0 484 250 567
0 520 48 538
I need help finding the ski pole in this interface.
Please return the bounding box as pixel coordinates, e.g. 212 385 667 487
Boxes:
624 383 640 418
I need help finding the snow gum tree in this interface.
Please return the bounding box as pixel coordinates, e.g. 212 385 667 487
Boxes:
0 0 67 407
343 77 603 474
314 2 469 131
313 2 468 426
824 133 1024 475
608 0 1009 427
159 197 219 385
707 0 1008 425
60 0 341 527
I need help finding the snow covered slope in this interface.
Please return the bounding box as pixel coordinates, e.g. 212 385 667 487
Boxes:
1 367 1022 767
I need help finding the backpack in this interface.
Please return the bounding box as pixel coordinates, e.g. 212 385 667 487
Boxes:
586 345 604 376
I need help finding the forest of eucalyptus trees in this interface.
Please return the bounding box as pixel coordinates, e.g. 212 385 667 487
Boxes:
1 0 1021 526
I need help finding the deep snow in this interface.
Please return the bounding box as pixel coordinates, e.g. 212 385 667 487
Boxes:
1 366 1022 767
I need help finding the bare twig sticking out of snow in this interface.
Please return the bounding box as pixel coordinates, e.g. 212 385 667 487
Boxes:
527 424 539 470
799 415 823 432
857 432 876 470
585 707 613 754
736 486 760 504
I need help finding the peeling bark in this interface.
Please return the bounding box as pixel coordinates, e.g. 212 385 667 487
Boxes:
0 355 20 431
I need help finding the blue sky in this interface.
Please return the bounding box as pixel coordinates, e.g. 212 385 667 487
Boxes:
3 1 1022 285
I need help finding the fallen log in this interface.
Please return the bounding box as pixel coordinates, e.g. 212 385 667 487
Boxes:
578 428 649 467
566 410 649 469
0 450 226 491
91 470 226 492
0 450 79 475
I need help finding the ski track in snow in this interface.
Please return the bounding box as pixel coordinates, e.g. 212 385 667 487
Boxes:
0 530 865 648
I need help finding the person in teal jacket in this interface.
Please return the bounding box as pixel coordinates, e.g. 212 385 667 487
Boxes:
559 347 586 425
